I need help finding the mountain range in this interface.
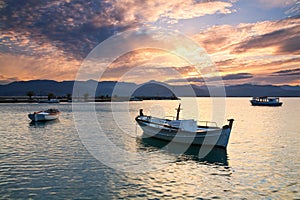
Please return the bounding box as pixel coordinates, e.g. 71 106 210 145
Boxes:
0 80 299 97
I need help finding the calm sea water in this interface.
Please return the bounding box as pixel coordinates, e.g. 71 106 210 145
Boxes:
0 98 299 199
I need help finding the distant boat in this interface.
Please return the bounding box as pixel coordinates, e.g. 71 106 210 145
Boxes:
28 108 60 121
135 104 234 149
38 99 60 103
250 97 283 106
130 97 143 101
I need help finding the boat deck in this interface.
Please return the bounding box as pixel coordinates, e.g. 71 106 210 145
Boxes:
137 116 221 133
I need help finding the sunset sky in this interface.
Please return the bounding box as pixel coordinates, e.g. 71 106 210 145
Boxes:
0 0 299 85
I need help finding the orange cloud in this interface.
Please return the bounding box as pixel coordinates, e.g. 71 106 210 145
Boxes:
0 29 83 83
1 0 299 86
0 75 20 84
0 53 81 82
100 49 192 83
192 17 300 85
92 0 235 27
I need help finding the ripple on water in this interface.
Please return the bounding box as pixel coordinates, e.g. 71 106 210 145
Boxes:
0 100 299 199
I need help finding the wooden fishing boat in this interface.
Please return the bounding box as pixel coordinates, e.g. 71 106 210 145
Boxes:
28 108 60 122
135 104 234 149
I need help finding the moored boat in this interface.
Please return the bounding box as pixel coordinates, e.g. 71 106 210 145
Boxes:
38 99 60 103
250 96 282 106
28 108 60 121
135 104 234 149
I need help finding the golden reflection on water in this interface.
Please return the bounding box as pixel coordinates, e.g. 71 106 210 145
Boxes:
0 98 299 199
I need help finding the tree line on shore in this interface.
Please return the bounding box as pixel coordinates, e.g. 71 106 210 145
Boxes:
25 91 112 101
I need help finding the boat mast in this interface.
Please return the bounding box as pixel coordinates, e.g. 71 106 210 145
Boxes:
176 103 181 120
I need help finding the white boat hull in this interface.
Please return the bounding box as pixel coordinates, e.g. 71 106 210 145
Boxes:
136 117 233 149
250 100 282 106
250 97 282 106
28 113 59 122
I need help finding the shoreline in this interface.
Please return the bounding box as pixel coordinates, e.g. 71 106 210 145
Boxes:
0 96 299 103
0 96 179 103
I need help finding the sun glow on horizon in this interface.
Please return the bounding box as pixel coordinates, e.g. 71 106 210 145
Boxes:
1 1 299 86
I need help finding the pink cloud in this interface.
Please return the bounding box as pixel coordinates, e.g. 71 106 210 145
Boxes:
0 53 81 83
192 17 300 85
92 0 235 27
0 75 20 85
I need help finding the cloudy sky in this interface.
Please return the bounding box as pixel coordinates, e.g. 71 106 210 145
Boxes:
0 0 299 85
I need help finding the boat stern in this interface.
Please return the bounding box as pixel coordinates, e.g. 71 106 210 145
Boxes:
28 113 46 121
217 119 234 148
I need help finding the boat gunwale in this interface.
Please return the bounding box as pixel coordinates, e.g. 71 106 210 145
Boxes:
141 131 228 149
136 116 223 134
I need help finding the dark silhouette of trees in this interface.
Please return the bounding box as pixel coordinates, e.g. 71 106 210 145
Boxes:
83 93 89 102
48 93 55 100
26 91 35 100
66 93 72 100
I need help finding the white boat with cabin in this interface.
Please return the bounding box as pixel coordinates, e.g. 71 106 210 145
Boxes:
250 96 282 106
135 104 234 149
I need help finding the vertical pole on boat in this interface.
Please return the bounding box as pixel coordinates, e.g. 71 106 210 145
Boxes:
176 103 181 120
139 109 144 116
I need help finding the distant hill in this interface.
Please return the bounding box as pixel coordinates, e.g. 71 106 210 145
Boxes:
224 84 300 97
0 80 299 97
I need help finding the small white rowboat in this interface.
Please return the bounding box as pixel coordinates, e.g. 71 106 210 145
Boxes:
28 108 60 122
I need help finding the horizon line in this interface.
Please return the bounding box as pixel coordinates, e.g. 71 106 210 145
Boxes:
1 79 300 87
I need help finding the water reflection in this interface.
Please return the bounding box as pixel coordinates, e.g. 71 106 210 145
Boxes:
137 136 228 166
29 120 59 128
